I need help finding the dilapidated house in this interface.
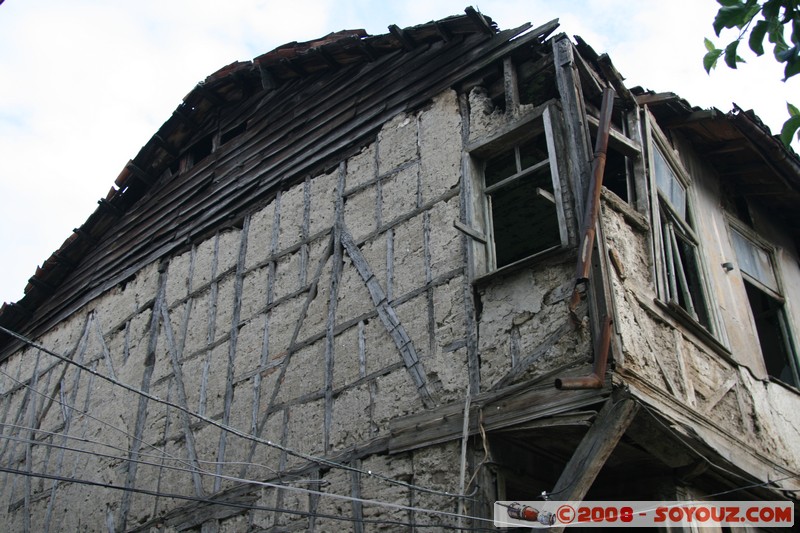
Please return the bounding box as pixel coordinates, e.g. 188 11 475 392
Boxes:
0 8 798 531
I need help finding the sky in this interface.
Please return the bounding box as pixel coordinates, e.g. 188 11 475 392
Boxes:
0 0 797 306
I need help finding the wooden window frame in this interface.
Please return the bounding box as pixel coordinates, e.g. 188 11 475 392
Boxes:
728 218 800 387
646 112 720 338
466 101 570 278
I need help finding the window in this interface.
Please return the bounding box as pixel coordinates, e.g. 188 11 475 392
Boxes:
470 105 568 273
649 136 715 334
730 226 799 387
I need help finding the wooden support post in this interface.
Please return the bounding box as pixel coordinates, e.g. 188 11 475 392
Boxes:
549 397 638 531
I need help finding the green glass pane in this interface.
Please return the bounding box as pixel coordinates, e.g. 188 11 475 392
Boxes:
653 148 686 219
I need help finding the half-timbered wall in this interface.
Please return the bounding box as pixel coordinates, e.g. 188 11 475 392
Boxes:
0 68 594 529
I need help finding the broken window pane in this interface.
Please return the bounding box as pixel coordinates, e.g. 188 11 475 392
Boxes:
485 148 517 187
661 215 712 330
518 135 549 170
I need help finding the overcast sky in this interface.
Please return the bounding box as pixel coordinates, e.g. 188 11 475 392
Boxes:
1 0 796 306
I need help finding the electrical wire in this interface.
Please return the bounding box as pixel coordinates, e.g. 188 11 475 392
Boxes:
0 422 294 479
0 368 335 488
0 428 494 527
637 399 800 492
0 465 498 531
0 325 478 503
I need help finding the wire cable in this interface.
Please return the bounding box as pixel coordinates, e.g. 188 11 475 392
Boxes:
0 368 329 487
0 428 494 527
637 399 800 491
0 465 498 531
0 325 477 502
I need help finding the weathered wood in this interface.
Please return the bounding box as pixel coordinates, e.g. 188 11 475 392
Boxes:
453 220 486 243
548 396 638 528
161 306 205 497
388 364 609 453
340 228 434 407
701 372 738 415
118 265 167 531
503 56 519 113
672 330 696 407
324 164 346 452
553 36 592 222
213 215 250 492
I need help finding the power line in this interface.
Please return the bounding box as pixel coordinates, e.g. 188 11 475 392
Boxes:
0 368 334 488
637 400 800 492
0 465 497 531
0 429 494 527
0 326 479 506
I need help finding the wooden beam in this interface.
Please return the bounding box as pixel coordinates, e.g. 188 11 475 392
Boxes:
389 363 609 453
388 24 415 50
464 6 495 36
549 397 638 521
635 91 680 106
596 53 636 108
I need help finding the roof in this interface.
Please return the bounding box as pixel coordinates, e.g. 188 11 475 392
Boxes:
637 89 800 236
0 8 559 357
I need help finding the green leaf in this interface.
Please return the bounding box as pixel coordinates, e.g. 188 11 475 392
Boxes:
779 114 800 146
714 5 751 35
743 1 761 25
704 48 724 73
784 53 800 78
749 20 768 55
717 0 743 6
724 40 742 68
762 0 781 19
768 17 788 48
705 37 718 52
787 102 800 117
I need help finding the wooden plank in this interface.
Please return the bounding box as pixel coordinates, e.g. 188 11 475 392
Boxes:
117 266 168 531
552 36 592 222
701 372 738 415
586 114 642 157
388 365 608 453
213 216 251 492
672 329 696 407
549 396 638 530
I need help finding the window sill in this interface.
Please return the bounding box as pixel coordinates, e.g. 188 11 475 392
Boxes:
653 298 732 358
472 245 574 286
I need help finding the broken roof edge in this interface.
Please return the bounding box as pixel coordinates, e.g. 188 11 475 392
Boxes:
729 104 800 189
0 7 515 350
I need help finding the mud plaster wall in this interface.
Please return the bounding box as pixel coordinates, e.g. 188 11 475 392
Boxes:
466 88 590 392
0 85 599 530
0 88 472 531
602 195 800 474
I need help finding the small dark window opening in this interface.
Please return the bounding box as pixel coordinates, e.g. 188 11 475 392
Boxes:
220 122 247 145
484 134 560 268
188 133 214 165
604 148 630 203
517 60 557 107
744 281 800 387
